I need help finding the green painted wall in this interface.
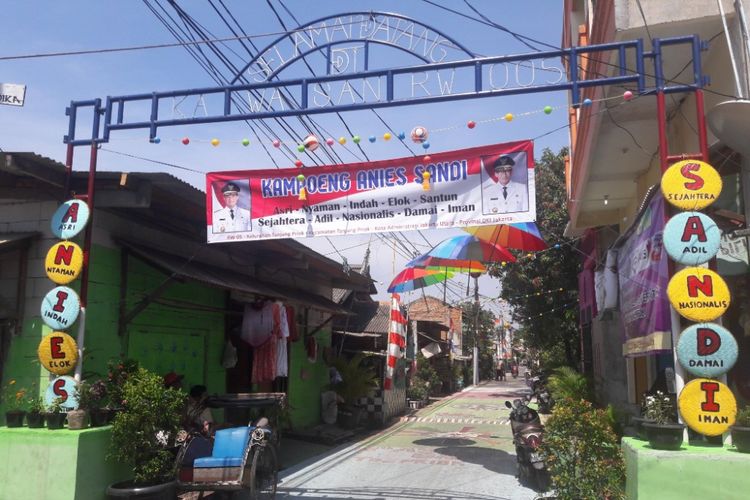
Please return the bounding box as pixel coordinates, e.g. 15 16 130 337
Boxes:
287 328 331 429
0 426 129 500
2 243 226 420
623 437 750 499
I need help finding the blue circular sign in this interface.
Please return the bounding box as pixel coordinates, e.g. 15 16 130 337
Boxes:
40 286 80 330
50 200 90 239
677 323 738 378
44 375 79 410
663 211 720 265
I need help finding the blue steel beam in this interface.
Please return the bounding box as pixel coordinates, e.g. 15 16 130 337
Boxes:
67 35 705 146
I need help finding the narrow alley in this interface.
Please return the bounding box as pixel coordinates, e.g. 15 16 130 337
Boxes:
276 376 538 500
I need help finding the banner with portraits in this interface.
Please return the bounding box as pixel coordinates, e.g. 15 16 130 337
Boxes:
205 141 536 242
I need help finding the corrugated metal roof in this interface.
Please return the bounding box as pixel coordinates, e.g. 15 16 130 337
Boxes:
123 242 351 315
0 232 38 251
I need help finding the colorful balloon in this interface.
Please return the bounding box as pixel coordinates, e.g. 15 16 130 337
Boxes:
211 138 220 147
397 131 406 140
504 113 513 122
181 137 190 145
410 126 429 143
383 132 392 141
353 135 361 144
623 90 634 101
303 134 319 151
241 138 250 146
326 137 335 146
152 137 161 144
272 139 281 148
543 106 553 114
338 137 347 145
467 121 476 129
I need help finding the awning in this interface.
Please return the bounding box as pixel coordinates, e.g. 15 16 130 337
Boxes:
333 330 382 338
0 232 39 253
122 242 351 315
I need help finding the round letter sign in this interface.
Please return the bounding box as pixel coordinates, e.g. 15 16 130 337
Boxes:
45 375 79 410
38 332 79 375
667 267 730 321
663 212 721 265
661 159 722 210
40 286 80 330
44 242 83 285
676 323 738 378
50 199 90 239
678 378 736 436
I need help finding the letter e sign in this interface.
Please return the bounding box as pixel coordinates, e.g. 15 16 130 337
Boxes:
37 332 78 375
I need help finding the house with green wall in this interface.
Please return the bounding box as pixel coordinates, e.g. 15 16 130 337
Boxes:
0 152 372 499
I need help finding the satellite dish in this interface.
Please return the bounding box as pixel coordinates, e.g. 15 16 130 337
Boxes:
707 100 750 157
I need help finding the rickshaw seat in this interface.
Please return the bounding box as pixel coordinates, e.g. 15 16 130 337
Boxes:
193 426 272 469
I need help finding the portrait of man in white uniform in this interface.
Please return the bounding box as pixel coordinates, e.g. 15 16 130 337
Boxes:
480 153 529 215
212 181 251 233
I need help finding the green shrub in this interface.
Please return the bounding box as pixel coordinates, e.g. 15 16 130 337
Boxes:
414 354 442 396
541 398 625 500
736 407 750 427
329 354 379 407
109 367 185 485
547 366 592 402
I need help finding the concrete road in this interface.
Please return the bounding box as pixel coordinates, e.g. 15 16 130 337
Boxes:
276 376 539 500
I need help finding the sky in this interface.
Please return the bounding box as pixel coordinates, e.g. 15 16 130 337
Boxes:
0 0 568 319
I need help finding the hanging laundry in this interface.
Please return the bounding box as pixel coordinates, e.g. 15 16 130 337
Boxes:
286 305 300 342
275 302 290 377
251 334 277 384
241 301 275 347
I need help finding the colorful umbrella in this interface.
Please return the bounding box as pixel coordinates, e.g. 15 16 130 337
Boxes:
411 235 516 266
387 267 453 293
405 255 487 273
463 222 547 251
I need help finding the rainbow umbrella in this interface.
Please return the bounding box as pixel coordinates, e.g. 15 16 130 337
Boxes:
410 235 516 267
406 256 487 273
387 267 453 293
463 222 547 251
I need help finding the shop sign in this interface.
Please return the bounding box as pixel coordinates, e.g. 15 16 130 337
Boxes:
50 199 90 239
0 83 26 107
661 159 722 211
676 323 738 377
678 378 736 436
37 332 79 375
44 241 83 284
44 375 79 410
667 267 729 322
40 286 80 330
663 211 720 265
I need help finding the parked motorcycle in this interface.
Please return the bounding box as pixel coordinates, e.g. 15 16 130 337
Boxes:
535 388 554 414
505 396 550 491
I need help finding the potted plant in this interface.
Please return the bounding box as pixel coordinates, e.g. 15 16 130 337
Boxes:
731 407 750 453
642 390 684 450
105 358 139 412
329 354 379 429
2 379 27 427
106 366 185 499
26 393 46 428
407 378 428 409
67 381 90 430
88 379 112 427
631 394 656 440
45 397 67 430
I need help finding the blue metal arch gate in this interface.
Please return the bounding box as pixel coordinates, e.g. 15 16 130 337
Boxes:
61 11 709 382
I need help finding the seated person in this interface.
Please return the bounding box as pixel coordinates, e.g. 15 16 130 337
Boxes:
185 385 214 436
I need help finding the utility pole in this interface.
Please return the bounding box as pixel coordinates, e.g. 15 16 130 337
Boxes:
471 273 480 386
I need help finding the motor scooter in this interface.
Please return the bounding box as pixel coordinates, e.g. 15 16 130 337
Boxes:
505 396 549 491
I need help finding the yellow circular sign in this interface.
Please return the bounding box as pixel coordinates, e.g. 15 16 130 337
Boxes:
661 160 722 210
678 378 736 436
44 242 83 285
37 332 79 375
667 267 730 321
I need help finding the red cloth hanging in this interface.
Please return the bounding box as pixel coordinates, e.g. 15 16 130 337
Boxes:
251 334 277 384
286 305 300 342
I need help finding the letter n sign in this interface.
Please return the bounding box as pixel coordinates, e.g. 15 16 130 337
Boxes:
44 242 83 285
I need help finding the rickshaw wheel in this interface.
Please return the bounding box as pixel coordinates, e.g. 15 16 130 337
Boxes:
247 443 278 499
